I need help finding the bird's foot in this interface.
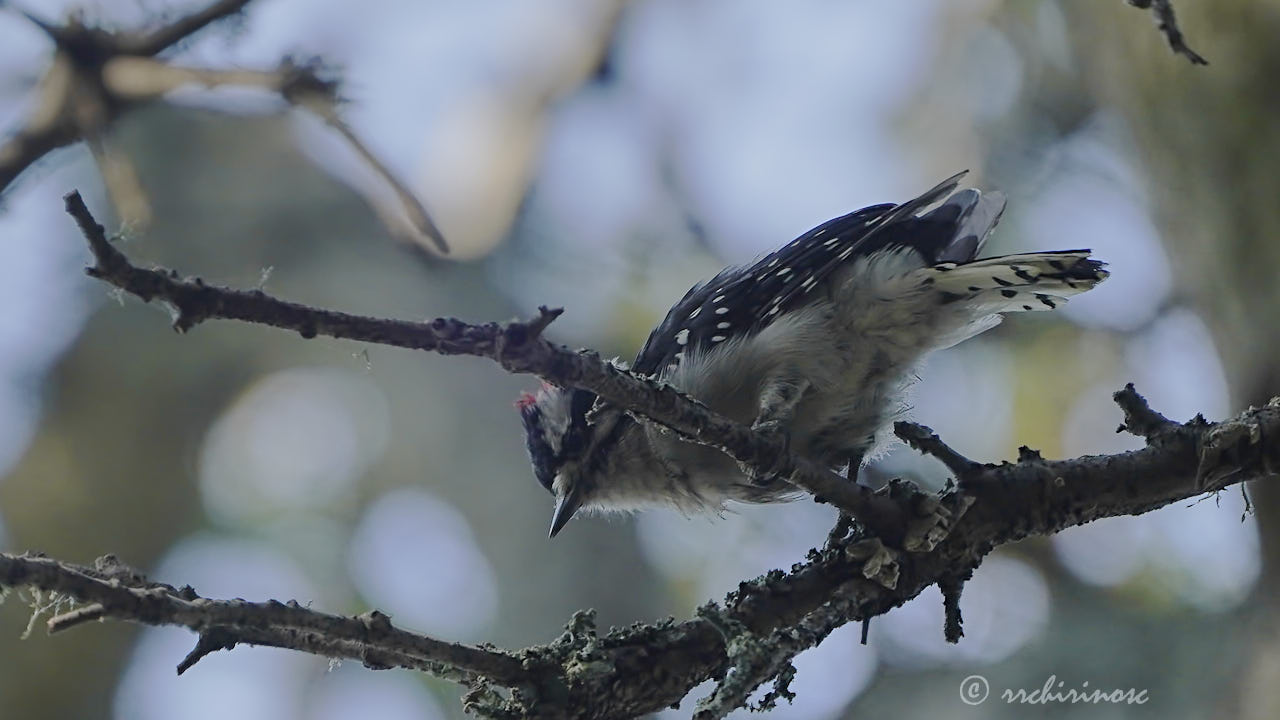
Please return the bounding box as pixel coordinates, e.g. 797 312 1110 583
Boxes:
747 418 792 484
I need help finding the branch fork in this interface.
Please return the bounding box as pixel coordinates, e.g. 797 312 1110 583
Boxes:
6 384 1278 717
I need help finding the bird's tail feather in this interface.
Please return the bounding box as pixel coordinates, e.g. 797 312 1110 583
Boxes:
928 250 1108 313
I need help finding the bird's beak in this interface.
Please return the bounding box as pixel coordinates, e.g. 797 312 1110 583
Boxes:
549 485 583 538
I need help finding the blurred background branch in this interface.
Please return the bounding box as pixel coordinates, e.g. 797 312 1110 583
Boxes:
117 0 254 56
1126 0 1208 65
0 0 253 193
0 0 448 251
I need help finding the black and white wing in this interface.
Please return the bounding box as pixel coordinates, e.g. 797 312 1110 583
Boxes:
633 171 990 376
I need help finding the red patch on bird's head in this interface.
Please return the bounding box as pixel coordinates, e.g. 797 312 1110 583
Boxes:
516 382 558 413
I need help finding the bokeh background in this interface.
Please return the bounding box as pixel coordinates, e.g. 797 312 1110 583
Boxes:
0 0 1276 718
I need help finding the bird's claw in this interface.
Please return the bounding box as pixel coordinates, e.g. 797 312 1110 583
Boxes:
748 418 792 484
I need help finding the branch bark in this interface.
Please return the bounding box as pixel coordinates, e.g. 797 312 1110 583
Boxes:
0 553 527 684
0 191 1259 718
5 391 1276 718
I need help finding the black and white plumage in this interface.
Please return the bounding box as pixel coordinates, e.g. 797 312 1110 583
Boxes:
519 172 1108 536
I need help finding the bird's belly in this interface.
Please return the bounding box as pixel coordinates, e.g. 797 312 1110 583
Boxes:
790 368 915 467
787 328 932 465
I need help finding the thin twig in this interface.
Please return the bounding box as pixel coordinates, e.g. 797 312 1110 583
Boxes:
893 422 980 480
318 111 449 254
1127 0 1208 65
47 602 107 633
122 0 257 56
1114 382 1177 440
939 576 965 643
87 58 450 254
0 553 532 684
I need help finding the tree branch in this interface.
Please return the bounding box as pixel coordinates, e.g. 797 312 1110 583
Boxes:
120 0 256 56
1114 382 1178 440
1127 0 1208 65
0 2 448 253
1 1 258 193
5 390 1277 718
63 190 950 546
893 422 981 481
0 553 530 685
30 190 1276 717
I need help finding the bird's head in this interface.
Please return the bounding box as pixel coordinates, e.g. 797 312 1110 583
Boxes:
517 384 601 537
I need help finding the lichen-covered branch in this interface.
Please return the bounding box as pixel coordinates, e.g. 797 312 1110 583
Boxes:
0 553 530 684
6 392 1278 718
24 191 1273 718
